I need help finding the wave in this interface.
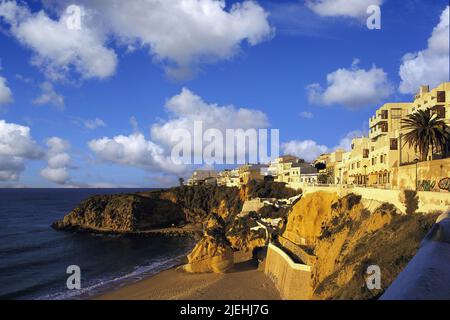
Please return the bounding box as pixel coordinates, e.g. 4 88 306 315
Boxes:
34 252 189 300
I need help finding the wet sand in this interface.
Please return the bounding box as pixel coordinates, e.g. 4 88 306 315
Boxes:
95 252 281 300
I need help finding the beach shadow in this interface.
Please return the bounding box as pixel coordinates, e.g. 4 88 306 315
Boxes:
233 258 258 273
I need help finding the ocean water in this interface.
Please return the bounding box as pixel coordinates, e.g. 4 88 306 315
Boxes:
0 188 196 300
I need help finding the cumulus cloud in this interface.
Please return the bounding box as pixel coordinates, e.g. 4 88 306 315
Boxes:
89 88 270 174
151 88 269 147
33 81 64 109
0 76 13 105
75 0 273 72
0 1 118 81
40 137 72 185
307 59 393 110
282 140 328 162
334 129 365 151
399 6 449 94
281 129 366 162
88 132 184 174
306 0 383 19
0 155 24 181
1 0 272 80
0 119 43 181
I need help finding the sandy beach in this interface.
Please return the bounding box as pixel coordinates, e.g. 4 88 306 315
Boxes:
95 252 281 300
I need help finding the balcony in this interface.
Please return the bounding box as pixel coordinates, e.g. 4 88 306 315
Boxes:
369 121 388 139
370 110 388 128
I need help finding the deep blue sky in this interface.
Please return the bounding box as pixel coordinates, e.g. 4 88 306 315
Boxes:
0 0 448 187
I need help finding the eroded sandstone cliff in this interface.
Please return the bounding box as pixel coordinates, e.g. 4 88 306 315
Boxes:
183 215 234 273
282 191 440 299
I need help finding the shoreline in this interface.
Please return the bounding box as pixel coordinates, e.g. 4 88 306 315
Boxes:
94 251 281 300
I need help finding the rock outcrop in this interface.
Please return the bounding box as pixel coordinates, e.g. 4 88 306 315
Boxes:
52 185 244 233
226 216 266 252
183 215 234 273
183 236 234 273
281 191 440 300
52 193 185 233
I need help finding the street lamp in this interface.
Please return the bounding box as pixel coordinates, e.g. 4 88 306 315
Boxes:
363 165 367 187
414 158 419 191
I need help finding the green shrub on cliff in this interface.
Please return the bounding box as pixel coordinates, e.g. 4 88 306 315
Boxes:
403 190 419 215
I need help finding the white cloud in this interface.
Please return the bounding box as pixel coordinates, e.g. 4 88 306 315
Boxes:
282 129 366 162
399 6 449 94
89 88 270 175
282 140 328 162
299 111 314 119
0 119 43 181
307 59 393 110
33 81 64 109
334 129 365 151
151 88 269 148
1 0 272 80
78 0 273 71
306 0 383 19
83 117 106 130
40 137 72 185
70 116 107 130
88 132 184 175
0 155 24 181
0 1 118 81
0 76 13 105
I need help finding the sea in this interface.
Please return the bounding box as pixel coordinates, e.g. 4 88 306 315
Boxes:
0 188 196 300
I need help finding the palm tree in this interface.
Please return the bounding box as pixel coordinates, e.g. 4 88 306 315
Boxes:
401 109 450 161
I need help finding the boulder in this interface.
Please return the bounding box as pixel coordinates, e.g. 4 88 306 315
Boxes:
183 235 234 273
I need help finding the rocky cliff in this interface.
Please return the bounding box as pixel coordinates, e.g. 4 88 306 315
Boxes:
52 192 186 232
282 191 440 299
52 185 244 233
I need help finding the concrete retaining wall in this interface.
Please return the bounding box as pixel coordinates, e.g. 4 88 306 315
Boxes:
264 243 312 300
278 236 316 266
392 158 450 191
302 186 449 213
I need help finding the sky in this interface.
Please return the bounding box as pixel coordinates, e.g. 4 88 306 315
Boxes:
0 0 449 188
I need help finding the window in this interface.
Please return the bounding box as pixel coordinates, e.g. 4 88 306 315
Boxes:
437 91 446 103
380 155 384 164
390 138 398 150
381 110 388 119
433 106 446 119
357 162 360 168
363 149 369 158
